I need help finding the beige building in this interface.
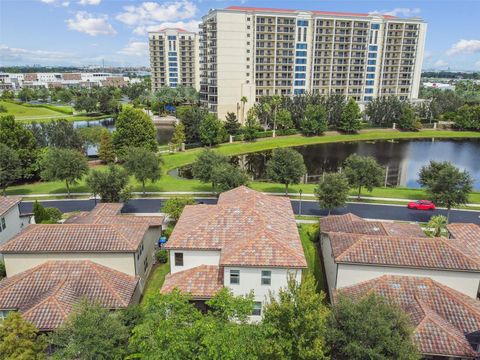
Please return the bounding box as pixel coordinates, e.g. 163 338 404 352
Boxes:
199 6 427 121
149 28 199 93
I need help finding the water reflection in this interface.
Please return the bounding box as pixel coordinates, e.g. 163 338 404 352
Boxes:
177 139 480 189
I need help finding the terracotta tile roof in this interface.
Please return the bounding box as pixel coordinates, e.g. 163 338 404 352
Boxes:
161 265 223 298
166 186 307 268
0 223 149 253
320 213 426 237
447 223 480 260
336 276 480 358
0 260 139 331
0 196 21 217
327 232 480 271
64 203 163 227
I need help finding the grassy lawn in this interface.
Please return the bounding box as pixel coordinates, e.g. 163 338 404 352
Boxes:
141 261 170 304
298 223 327 294
6 129 480 203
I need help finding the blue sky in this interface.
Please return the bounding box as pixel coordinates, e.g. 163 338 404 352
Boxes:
1 0 479 70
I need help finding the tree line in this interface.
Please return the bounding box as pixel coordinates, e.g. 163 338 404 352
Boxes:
0 274 421 360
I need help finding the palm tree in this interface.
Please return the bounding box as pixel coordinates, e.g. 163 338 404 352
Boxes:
426 215 448 237
240 96 248 124
270 95 282 137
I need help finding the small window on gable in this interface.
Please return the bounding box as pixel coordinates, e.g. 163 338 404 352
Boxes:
230 269 240 285
175 252 184 266
261 270 271 285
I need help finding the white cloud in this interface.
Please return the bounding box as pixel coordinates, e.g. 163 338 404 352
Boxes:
446 39 480 55
0 44 74 65
66 11 116 36
370 8 421 18
118 41 149 56
40 0 69 6
78 0 101 5
134 20 200 35
116 1 198 34
40 0 56 3
433 59 449 68
62 1 70 6
475 60 480 68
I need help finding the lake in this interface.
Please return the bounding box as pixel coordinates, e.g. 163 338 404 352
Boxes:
175 138 480 189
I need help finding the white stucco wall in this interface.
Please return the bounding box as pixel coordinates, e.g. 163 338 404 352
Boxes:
337 264 480 298
3 252 136 277
0 206 30 251
169 249 221 274
134 227 162 291
224 266 302 319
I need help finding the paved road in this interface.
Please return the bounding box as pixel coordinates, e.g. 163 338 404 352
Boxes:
19 198 480 224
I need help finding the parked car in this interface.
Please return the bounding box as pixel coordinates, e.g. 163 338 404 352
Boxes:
407 200 436 210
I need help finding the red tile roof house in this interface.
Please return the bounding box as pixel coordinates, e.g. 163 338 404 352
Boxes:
0 203 163 289
0 196 33 257
161 186 307 318
320 214 480 301
336 276 480 359
320 215 480 359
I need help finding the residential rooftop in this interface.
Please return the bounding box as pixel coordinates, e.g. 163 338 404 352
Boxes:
0 196 21 217
336 275 480 359
161 265 223 299
166 186 307 268
0 260 139 331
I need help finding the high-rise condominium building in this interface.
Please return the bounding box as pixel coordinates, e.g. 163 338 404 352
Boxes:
149 28 199 93
199 6 427 122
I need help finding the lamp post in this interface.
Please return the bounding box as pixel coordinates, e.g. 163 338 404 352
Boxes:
299 189 303 216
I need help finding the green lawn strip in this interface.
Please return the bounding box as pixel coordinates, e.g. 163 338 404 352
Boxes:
7 130 480 201
298 224 327 294
141 261 170 304
1 100 67 118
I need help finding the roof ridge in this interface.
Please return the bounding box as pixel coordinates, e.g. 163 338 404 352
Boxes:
22 278 69 319
89 262 130 306
438 237 480 266
334 233 366 261
0 261 49 291
110 223 145 249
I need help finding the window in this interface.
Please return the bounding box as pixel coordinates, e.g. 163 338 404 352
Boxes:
364 96 373 101
366 73 375 79
0 310 11 321
1 217 5 230
261 270 271 285
368 53 377 58
369 45 378 52
294 80 305 86
252 302 262 316
367 66 376 72
371 23 380 30
365 88 374 93
294 89 305 95
295 58 306 64
295 73 306 79
230 270 240 285
297 20 308 27
174 253 183 266
366 80 374 86
296 51 307 57
168 35 176 40
295 66 306 71
368 60 376 65
296 43 307 49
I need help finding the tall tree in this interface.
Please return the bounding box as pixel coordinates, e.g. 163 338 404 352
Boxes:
170 122 186 150
315 172 350 215
260 274 330 360
224 112 241 135
50 300 129 360
240 96 248 124
418 161 473 222
343 154 384 199
98 130 115 163
211 163 249 193
45 119 84 150
176 105 206 143
74 93 97 113
199 114 226 147
40 148 88 197
161 196 196 222
398 105 421 131
425 215 448 237
300 104 328 136
269 95 282 136
0 115 38 180
0 312 47 360
338 98 362 133
266 148 307 195
191 149 229 189
327 294 419 360
365 96 405 127
276 109 294 130
86 165 130 203
113 107 157 155
122 147 163 194
0 144 21 196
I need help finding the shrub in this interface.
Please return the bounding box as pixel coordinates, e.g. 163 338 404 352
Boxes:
156 250 168 264
0 261 6 278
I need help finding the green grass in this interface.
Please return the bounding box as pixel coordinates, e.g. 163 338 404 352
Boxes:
6 129 480 203
141 261 170 303
1 100 70 119
298 223 327 294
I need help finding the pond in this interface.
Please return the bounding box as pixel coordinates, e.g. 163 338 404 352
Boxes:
74 118 174 156
175 138 480 189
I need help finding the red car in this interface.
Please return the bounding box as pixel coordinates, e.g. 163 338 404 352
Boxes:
407 200 436 210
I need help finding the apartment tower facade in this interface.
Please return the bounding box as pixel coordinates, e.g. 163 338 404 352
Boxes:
199 6 427 121
149 28 199 93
